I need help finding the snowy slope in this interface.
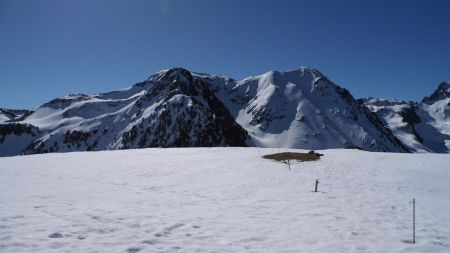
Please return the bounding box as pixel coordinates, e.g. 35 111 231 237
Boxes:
210 68 407 152
1 148 449 252
422 82 450 138
363 82 450 153
0 111 10 123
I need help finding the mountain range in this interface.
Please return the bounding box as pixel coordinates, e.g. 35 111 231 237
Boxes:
1 67 448 156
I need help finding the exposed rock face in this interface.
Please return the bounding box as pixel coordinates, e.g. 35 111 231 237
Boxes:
0 123 39 144
0 123 40 156
398 103 423 144
118 68 249 149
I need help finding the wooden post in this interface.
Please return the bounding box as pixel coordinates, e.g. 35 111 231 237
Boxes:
315 179 319 192
413 198 416 244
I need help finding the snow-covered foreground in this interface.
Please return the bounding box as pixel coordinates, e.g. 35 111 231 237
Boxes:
1 148 449 253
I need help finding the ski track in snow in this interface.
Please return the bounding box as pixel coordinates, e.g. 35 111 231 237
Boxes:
0 148 449 252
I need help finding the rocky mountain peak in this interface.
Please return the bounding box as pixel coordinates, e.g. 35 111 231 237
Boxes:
438 81 450 89
422 81 450 104
152 67 194 83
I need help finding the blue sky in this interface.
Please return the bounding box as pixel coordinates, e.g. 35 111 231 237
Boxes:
1 0 449 109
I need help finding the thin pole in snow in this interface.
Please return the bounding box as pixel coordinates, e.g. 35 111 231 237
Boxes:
413 198 416 244
315 179 319 192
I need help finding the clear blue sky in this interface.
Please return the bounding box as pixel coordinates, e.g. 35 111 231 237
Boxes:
1 0 449 109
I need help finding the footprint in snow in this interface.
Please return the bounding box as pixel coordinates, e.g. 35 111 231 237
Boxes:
9 215 25 220
142 239 159 245
154 223 185 237
240 236 267 242
126 247 142 253
48 232 63 238
165 223 184 231
77 235 87 240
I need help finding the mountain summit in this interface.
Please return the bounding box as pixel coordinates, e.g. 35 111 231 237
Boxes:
422 81 450 104
363 82 450 153
211 67 407 152
1 67 448 156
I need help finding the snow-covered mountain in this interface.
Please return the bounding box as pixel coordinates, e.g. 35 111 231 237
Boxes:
4 67 447 157
363 82 450 153
208 68 406 152
0 68 249 157
0 108 29 123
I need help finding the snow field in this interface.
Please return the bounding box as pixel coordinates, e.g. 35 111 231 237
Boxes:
0 148 449 252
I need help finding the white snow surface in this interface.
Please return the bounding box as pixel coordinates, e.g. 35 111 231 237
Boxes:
1 148 449 252
0 114 9 123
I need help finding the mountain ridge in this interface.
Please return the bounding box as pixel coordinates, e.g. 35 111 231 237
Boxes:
1 67 448 156
362 82 450 153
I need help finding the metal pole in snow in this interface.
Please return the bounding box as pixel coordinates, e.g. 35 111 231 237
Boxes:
413 198 416 244
315 179 319 192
